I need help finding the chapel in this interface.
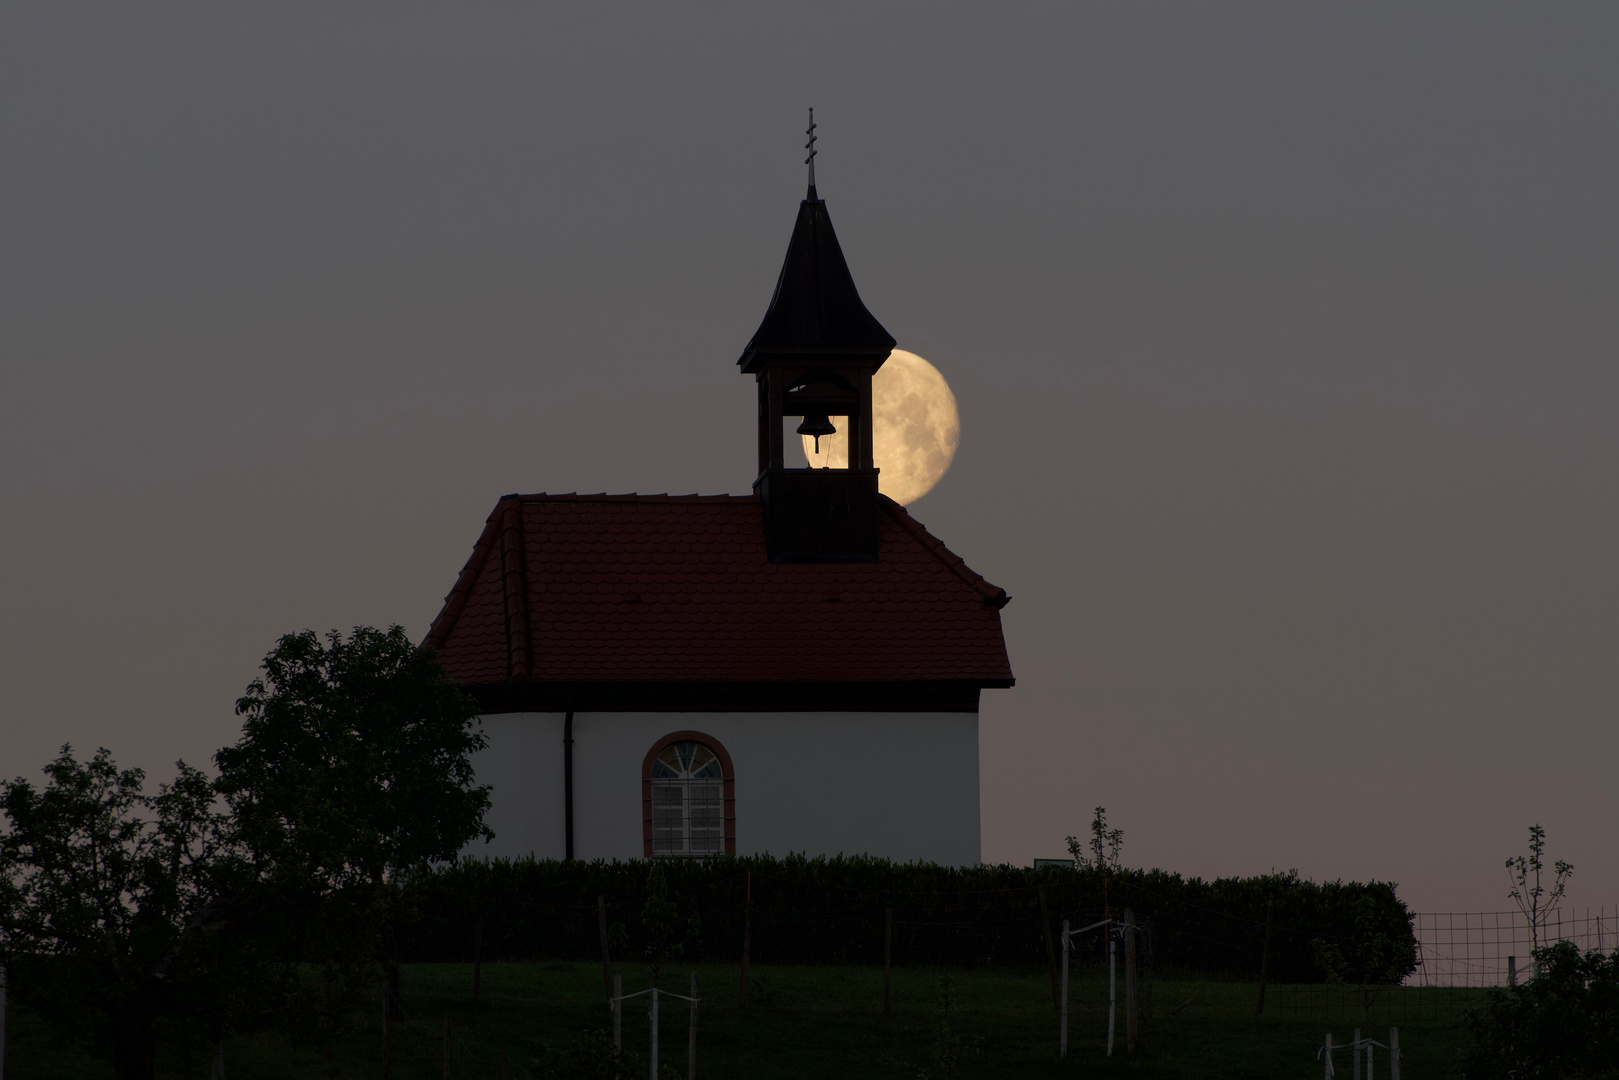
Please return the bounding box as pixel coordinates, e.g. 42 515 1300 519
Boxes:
422 164 1014 866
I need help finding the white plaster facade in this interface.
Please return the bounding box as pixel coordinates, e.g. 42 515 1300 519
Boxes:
464 711 981 866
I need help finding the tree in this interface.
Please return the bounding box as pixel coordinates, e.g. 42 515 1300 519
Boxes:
1066 806 1124 873
636 865 700 989
1506 824 1573 957
0 747 240 1080
213 626 492 1021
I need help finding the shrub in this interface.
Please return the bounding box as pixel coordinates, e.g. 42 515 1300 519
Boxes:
1462 941 1619 1080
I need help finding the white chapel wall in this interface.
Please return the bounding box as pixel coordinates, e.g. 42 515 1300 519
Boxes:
464 712 567 861
464 711 981 866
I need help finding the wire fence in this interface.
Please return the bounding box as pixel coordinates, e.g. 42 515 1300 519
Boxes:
399 861 1617 1022
1407 906 1619 988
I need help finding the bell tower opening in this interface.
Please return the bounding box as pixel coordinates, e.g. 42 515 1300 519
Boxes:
738 118 896 563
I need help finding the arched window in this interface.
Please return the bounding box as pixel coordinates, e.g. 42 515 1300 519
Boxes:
642 732 735 857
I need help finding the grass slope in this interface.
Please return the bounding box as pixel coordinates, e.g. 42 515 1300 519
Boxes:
7 962 1478 1078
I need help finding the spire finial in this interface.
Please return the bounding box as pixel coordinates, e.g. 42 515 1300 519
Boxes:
804 107 818 199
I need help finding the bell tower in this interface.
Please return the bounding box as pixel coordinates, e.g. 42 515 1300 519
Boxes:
739 112 896 562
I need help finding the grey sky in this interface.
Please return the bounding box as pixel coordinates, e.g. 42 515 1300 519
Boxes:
2 3 1615 909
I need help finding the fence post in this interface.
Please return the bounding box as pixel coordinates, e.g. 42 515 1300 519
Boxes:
211 1036 224 1080
442 1015 450 1080
738 872 752 1008
1039 885 1059 1017
1059 918 1069 1058
1353 1027 1360 1080
1507 955 1517 988
883 906 893 1015
649 987 659 1080
1107 930 1116 1057
1124 908 1138 1056
381 986 389 1080
1324 1033 1333 1079
1256 896 1274 1016
1388 1027 1399 1080
689 971 698 1080
613 974 622 1052
598 895 614 1005
1 965 8 1080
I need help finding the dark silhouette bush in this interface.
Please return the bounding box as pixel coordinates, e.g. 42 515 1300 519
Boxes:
1463 941 1619 1080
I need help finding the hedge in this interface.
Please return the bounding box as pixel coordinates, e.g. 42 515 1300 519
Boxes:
399 855 1416 984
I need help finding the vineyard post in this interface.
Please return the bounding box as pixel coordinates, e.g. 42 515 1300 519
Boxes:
1059 918 1069 1058
613 975 623 1052
688 971 698 1080
1124 907 1138 1055
739 872 752 1007
1255 897 1273 1016
472 895 483 1000
598 895 614 1005
1107 929 1116 1056
1039 885 1059 1016
649 987 660 1080
883 906 893 1014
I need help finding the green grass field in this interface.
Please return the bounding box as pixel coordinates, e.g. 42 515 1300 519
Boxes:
7 962 1482 1078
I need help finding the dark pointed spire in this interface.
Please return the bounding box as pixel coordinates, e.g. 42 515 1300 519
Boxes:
737 116 896 371
805 107 818 200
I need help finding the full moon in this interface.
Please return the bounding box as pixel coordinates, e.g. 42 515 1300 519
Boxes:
801 349 960 505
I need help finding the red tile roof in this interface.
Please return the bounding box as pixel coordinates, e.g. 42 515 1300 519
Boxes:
422 493 1014 688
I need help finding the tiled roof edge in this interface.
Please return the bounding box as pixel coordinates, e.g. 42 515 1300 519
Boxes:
421 497 513 654
509 492 753 503
880 497 1009 605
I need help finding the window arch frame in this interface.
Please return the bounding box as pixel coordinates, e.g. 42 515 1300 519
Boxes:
641 730 736 858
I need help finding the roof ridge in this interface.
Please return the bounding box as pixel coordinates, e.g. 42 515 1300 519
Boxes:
879 497 1010 606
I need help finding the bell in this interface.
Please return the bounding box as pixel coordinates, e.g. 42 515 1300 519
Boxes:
796 412 837 454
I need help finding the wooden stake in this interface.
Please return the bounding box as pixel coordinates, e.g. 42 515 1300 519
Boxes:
650 988 660 1080
598 895 614 1005
688 971 698 1080
1124 908 1138 1056
1255 897 1274 1016
1389 1027 1400 1080
613 974 623 1052
380 987 390 1080
0 965 8 1080
738 872 752 1008
473 896 483 1000
1039 885 1059 1017
501 1049 508 1080
1059 918 1069 1058
442 1015 450 1080
883 906 894 1014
